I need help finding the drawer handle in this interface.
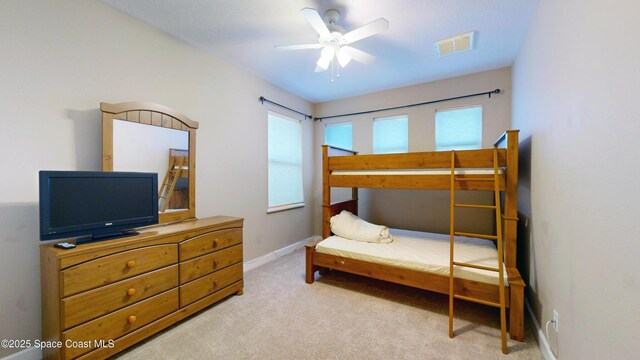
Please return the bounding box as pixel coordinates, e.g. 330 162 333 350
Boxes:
128 315 137 324
126 260 136 268
213 259 219 268
127 288 136 296
213 280 218 288
212 239 221 247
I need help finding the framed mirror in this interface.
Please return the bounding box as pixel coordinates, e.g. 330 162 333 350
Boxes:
101 102 198 224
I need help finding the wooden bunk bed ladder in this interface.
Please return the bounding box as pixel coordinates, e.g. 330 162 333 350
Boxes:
448 148 508 354
159 155 186 212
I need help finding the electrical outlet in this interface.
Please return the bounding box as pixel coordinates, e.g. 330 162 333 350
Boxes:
553 309 559 332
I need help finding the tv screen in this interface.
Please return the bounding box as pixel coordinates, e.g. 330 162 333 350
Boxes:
39 171 158 242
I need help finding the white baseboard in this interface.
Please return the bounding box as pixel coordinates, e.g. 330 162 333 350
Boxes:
525 299 558 360
243 235 320 273
1 347 40 360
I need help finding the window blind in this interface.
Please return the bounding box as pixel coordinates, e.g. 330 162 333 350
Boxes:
373 115 408 154
435 106 482 151
268 112 303 210
325 122 352 150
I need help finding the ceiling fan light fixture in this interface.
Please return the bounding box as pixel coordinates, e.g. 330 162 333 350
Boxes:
321 46 335 59
336 49 351 67
316 53 332 71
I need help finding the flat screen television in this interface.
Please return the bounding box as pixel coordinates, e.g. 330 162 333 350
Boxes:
39 171 158 243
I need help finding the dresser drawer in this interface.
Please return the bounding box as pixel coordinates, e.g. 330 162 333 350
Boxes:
179 244 243 284
61 245 178 297
180 262 243 306
179 228 242 261
62 288 178 359
61 265 178 330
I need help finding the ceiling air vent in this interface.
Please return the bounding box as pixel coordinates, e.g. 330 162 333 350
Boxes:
434 31 476 57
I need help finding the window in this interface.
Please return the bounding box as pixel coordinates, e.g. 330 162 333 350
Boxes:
267 111 303 212
373 115 408 154
325 122 352 149
435 106 482 150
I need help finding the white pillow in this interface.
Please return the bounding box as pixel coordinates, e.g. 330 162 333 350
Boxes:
329 210 393 243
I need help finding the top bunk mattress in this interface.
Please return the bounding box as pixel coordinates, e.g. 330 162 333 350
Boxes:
315 228 507 286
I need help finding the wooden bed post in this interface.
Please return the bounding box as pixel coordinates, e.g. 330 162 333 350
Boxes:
306 145 332 284
504 130 519 268
322 145 331 239
503 130 524 341
352 187 358 214
305 242 319 284
507 269 525 341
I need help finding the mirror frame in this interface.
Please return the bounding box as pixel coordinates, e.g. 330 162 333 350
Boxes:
101 102 199 224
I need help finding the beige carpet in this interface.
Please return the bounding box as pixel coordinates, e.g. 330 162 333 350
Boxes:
116 248 543 360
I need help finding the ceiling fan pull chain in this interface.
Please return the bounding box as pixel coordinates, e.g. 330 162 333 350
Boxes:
331 57 335 83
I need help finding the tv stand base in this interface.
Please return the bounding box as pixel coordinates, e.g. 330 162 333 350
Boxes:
76 230 140 244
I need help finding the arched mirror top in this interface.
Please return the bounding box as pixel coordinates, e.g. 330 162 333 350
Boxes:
101 102 198 224
101 102 199 130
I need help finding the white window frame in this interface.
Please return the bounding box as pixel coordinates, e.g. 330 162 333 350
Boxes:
267 111 304 213
435 105 483 151
373 114 409 154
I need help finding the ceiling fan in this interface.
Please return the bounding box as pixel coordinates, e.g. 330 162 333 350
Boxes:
275 8 389 72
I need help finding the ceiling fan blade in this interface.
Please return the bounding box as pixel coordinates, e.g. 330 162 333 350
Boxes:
301 8 331 38
343 18 389 44
341 46 375 64
314 65 328 73
274 44 322 51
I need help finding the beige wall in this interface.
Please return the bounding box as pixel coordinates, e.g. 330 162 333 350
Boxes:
512 0 640 358
0 1 314 356
313 68 512 235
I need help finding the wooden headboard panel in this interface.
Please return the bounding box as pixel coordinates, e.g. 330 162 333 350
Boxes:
329 199 358 218
322 199 358 238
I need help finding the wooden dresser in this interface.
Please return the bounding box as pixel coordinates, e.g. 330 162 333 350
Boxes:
41 216 243 359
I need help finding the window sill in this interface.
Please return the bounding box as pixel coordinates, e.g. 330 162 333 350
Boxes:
267 203 305 214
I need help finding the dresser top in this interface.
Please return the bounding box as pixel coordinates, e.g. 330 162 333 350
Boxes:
42 216 243 267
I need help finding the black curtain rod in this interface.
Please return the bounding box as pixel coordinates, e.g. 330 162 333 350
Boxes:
314 88 501 121
259 96 313 120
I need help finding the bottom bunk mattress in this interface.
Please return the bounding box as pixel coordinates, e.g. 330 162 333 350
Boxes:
315 228 507 286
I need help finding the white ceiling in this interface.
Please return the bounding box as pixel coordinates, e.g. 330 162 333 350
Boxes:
102 0 538 103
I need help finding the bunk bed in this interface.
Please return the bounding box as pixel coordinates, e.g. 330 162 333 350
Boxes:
305 130 524 344
159 149 189 212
